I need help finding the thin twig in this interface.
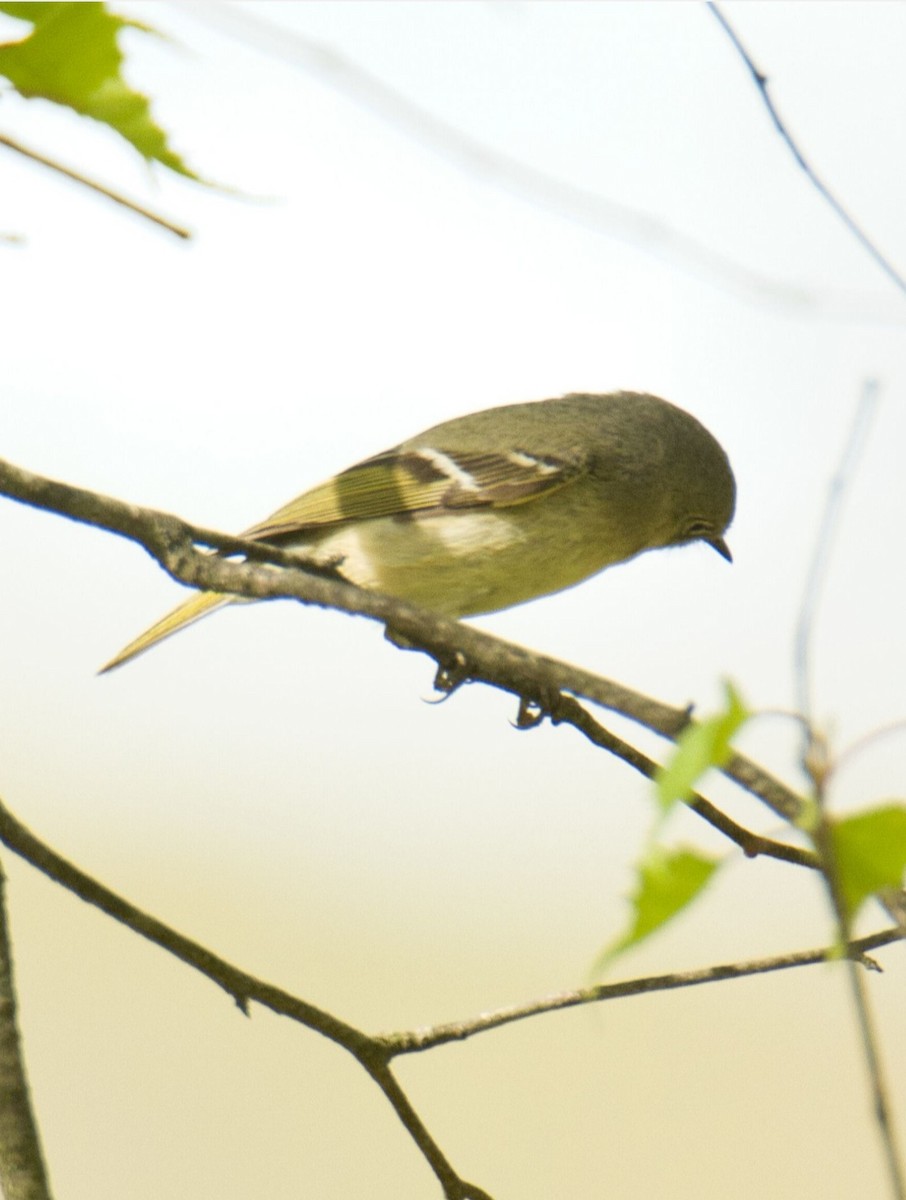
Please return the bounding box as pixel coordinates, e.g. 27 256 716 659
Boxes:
834 719 906 782
0 132 192 240
547 693 818 869
176 0 889 317
362 1061 496 1200
0 862 54 1200
708 4 906 300
381 927 904 1054
807 775 906 1199
794 379 880 722
844 941 906 1199
0 798 485 1200
1 789 901 1181
789 373 902 1194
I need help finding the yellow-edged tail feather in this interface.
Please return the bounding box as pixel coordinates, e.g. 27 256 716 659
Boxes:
99 591 234 674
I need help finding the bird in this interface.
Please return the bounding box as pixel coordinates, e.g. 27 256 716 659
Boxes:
101 391 736 672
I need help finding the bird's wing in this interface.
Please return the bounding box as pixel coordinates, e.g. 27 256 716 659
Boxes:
100 447 587 672
246 446 587 541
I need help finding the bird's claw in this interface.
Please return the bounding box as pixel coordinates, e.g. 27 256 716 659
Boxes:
433 652 470 697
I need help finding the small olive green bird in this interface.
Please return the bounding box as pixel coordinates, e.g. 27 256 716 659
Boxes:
101 391 735 672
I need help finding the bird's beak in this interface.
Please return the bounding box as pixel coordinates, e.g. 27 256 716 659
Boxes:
707 536 733 563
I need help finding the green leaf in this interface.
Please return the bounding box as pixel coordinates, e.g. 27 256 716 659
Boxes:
593 846 722 972
655 681 749 812
833 804 906 920
0 2 197 178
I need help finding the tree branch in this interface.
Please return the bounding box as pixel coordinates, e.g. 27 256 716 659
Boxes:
545 693 818 869
0 862 54 1200
708 4 906 301
177 2 904 324
382 926 905 1054
1 793 901 1198
0 132 192 240
0 797 484 1199
0 455 807 832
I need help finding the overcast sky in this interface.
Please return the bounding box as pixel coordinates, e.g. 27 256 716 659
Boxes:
2 4 905 1198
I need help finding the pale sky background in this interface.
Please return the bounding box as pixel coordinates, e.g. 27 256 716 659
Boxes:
1 3 905 1198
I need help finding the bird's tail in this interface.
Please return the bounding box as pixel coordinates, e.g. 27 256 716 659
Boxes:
99 591 235 674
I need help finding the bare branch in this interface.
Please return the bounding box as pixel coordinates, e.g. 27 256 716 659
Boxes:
789 379 904 1195
0 863 54 1200
1 791 901 1199
842 930 906 1198
794 379 880 723
0 455 808 828
805 732 906 1197
547 693 818 869
708 4 906 301
0 132 192 240
0 797 486 1199
382 926 904 1054
835 720 906 784
178 1 900 320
